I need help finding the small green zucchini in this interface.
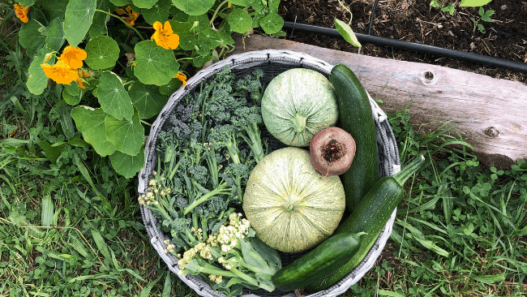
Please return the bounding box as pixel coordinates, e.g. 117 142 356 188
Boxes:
271 232 364 291
307 154 426 291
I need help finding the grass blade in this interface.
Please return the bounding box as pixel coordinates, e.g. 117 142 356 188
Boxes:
41 194 54 227
69 234 90 258
472 273 506 284
90 228 111 261
379 290 405 297
162 273 172 297
140 274 163 297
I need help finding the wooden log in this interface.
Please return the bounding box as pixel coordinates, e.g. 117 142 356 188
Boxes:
229 35 527 168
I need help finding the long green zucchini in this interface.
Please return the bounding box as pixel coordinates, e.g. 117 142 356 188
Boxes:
306 154 426 291
271 232 364 291
329 64 379 212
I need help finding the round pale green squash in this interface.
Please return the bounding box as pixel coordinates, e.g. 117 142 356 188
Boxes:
242 147 346 253
261 68 339 147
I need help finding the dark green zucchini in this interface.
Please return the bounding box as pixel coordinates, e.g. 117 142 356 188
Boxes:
329 64 379 213
271 232 364 291
306 154 426 291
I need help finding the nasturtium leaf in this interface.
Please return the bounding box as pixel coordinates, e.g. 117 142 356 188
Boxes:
19 20 46 58
251 0 265 12
195 38 211 56
159 78 183 96
42 0 69 21
26 45 54 95
97 72 134 120
129 82 168 119
459 0 492 7
188 14 210 32
268 0 280 13
109 148 145 178
179 35 197 51
71 106 116 156
110 0 131 5
230 0 254 7
252 14 262 28
85 35 120 70
89 0 111 38
65 82 81 96
62 89 82 106
105 109 144 156
260 13 284 34
64 0 97 47
142 0 171 24
134 40 179 86
174 11 189 22
45 18 65 51
199 28 221 48
172 0 215 16
169 20 194 36
18 0 35 6
335 18 362 48
218 32 235 46
228 9 252 34
192 55 211 68
132 0 158 9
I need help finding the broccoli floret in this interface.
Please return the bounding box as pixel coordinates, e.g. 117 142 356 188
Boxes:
206 196 229 214
231 106 262 128
224 163 250 202
190 165 209 186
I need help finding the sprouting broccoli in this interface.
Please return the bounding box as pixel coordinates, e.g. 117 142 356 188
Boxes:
223 163 251 202
231 106 266 162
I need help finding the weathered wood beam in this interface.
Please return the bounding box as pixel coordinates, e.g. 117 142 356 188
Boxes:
229 35 527 168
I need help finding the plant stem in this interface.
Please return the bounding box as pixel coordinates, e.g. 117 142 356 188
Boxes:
140 120 152 126
184 183 231 215
176 57 194 62
337 0 353 25
290 113 307 133
210 0 230 27
95 9 145 41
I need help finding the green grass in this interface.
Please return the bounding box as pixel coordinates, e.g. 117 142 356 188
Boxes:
1 3 526 296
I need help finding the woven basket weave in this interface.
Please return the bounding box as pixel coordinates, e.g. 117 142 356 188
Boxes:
138 50 401 297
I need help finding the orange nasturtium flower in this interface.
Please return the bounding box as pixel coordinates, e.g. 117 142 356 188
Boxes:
174 72 187 86
151 21 180 50
57 46 87 69
41 60 80 85
14 3 30 23
115 6 139 26
76 69 90 89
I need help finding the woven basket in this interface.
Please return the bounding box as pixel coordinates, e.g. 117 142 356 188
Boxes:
138 50 401 297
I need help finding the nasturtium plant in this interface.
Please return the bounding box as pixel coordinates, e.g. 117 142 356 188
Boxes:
16 0 285 178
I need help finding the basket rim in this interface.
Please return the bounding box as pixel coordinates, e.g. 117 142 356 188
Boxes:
137 49 401 297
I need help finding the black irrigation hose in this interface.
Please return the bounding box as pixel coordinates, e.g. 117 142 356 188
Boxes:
283 22 527 73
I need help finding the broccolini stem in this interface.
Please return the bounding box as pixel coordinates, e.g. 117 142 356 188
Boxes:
230 267 259 287
189 258 237 278
184 183 231 215
242 123 265 163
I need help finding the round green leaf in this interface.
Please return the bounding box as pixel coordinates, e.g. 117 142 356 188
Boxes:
64 0 97 47
19 20 46 58
228 9 252 34
192 55 211 68
129 82 168 119
188 14 210 32
42 0 69 22
218 32 235 46
134 40 179 86
62 89 82 106
172 0 215 16
71 106 116 156
179 34 197 51
260 13 284 34
45 18 65 52
105 109 144 156
142 0 171 24
159 78 182 96
26 45 54 95
89 0 111 37
18 0 35 6
85 35 120 70
195 38 211 56
199 28 221 49
230 0 253 6
109 148 145 178
97 72 134 120
132 0 157 9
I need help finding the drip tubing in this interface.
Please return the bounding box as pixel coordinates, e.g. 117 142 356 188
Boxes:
283 21 527 73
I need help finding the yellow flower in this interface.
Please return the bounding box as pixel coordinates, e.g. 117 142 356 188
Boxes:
174 72 187 86
76 70 90 89
57 46 87 69
41 60 80 85
151 21 180 50
14 4 30 23
228 2 232 8
115 6 139 26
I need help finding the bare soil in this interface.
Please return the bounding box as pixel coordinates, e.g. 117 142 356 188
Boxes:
278 0 527 84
